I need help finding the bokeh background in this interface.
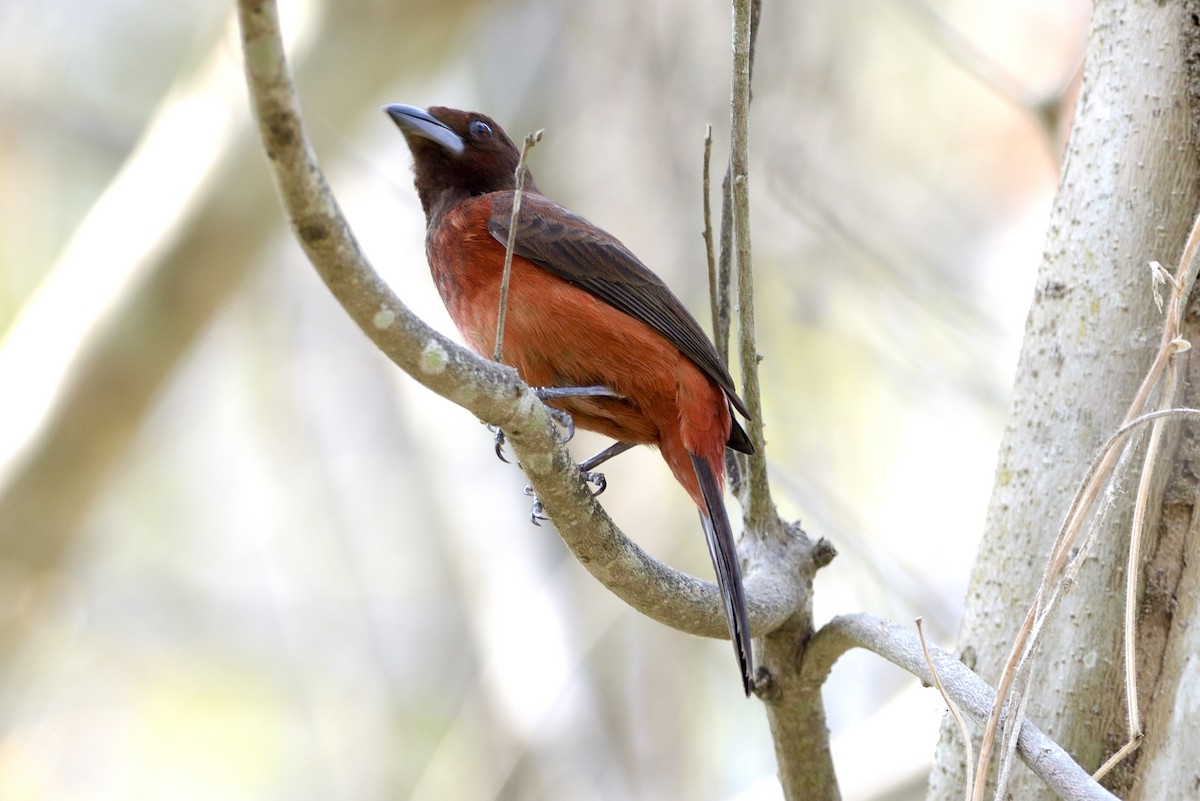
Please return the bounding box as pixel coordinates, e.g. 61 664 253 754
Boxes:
0 0 1088 799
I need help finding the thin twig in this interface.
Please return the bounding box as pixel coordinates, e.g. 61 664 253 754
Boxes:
994 664 1036 800
1102 263 1196 779
716 164 734 369
494 129 543 363
898 0 1078 159
972 411 1200 798
801 614 1120 801
917 618 975 801
1007 432 1138 789
1093 734 1144 782
1048 211 1200 579
1120 389 1168 740
900 0 1040 111
731 0 777 528
703 124 720 343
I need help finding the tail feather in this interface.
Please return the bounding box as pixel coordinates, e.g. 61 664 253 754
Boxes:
690 453 754 695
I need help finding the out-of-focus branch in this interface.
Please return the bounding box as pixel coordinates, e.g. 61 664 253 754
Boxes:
0 0 479 670
235 0 806 646
801 614 1121 801
899 0 1079 161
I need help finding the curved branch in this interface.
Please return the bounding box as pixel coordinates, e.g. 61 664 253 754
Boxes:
235 0 803 643
801 614 1120 801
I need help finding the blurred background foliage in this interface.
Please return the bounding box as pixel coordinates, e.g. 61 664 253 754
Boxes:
0 0 1087 799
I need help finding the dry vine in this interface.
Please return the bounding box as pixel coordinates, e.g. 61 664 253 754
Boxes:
974 208 1200 800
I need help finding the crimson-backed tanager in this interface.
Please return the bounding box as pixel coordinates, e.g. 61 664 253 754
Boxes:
386 104 755 694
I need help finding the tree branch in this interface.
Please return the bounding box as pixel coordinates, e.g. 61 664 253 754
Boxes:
730 0 777 530
235 0 804 646
801 614 1121 801
0 0 446 674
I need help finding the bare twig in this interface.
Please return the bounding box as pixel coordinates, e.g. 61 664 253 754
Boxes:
1118 386 1170 741
703 124 720 344
898 0 1080 159
716 1 761 498
1093 735 1145 783
716 163 734 370
1097 237 1199 782
493 129 543 363
802 614 1121 801
730 0 777 529
917 618 975 801
715 2 834 796
899 0 1041 111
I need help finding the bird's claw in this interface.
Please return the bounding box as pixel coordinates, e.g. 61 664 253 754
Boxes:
545 406 575 443
487 424 510 463
582 471 607 496
533 385 621 445
486 404 572 463
522 468 606 524
523 485 550 525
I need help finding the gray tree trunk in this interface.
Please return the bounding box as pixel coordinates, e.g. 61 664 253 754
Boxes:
928 3 1200 799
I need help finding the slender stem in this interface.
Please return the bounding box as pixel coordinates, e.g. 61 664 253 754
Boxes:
803 614 1121 801
703 124 720 349
917 618 976 801
717 164 734 368
494 130 543 363
731 0 776 528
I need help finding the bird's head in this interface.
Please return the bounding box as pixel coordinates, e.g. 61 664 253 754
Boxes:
385 104 535 222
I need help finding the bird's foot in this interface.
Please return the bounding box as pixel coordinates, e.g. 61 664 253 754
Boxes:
582 471 607 496
487 392 585 460
484 407 584 468
532 385 624 444
533 385 620 402
487 424 510 463
522 485 550 526
544 406 575 443
522 470 606 525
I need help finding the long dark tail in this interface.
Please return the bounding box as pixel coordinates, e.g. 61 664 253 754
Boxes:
690 453 754 695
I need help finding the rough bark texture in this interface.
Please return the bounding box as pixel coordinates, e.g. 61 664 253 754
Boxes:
928 2 1200 799
756 526 837 801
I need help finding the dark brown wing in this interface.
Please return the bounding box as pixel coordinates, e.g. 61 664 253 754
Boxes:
488 191 752 429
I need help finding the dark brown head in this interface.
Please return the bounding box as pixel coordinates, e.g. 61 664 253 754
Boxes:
385 104 535 223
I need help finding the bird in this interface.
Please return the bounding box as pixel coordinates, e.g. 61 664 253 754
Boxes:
386 104 756 694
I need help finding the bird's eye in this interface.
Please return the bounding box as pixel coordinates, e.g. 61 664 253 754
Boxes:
468 119 492 140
